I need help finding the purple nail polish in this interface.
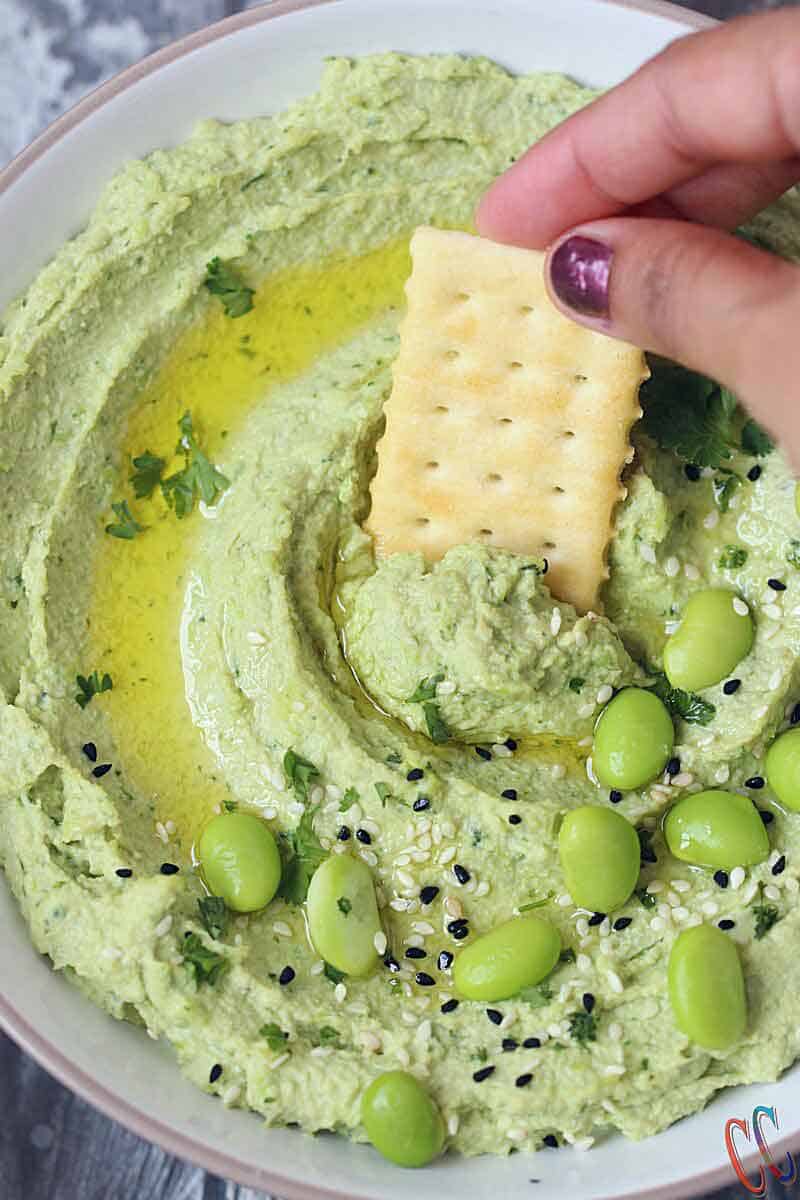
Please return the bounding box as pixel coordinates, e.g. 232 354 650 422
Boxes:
549 236 612 318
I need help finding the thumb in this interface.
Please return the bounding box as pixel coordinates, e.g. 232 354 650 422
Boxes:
544 219 800 465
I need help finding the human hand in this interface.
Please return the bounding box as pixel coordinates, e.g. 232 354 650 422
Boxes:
476 10 800 464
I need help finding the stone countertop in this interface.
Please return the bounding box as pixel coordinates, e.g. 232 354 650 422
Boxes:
1 1 798 1198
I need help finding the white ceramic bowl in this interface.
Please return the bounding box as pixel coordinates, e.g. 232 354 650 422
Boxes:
2 2 795 1196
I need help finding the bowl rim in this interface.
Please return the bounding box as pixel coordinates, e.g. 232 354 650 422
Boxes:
2 0 780 1197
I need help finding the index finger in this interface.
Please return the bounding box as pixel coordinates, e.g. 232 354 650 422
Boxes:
477 8 800 248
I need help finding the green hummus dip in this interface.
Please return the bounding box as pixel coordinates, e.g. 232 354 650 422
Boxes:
3 53 800 1159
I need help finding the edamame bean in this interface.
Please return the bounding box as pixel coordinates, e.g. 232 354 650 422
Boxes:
559 806 640 912
452 914 560 1001
361 1071 445 1168
306 853 382 977
663 789 768 869
663 588 754 692
766 728 800 812
197 812 281 913
592 687 674 790
668 924 746 1050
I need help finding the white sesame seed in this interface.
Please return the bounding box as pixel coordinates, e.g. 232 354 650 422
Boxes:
602 1064 626 1077
360 849 378 867
448 1115 460 1137
222 1085 241 1106
492 743 513 758
639 543 657 564
599 919 611 938
714 764 730 784
671 879 691 893
646 880 664 894
703 511 720 530
576 953 592 972
438 847 456 865
785 876 799 894
400 887 419 900
309 785 324 806
360 1032 382 1053
578 702 596 719
154 916 172 938
155 821 168 843
672 906 690 923
271 1053 290 1070
310 1046 334 1058
578 736 593 748
664 620 682 635
729 867 746 889
596 684 614 705
664 556 680 578
361 818 380 836
332 842 348 856
272 921 292 938
764 885 781 902
574 629 589 649
411 851 430 864
687 914 703 927
395 854 411 868
763 603 782 621
401 1011 418 1026
733 597 749 616
551 763 566 780
547 1023 563 1038
475 881 491 897
263 806 278 821
700 466 715 479
437 679 456 695
412 921 435 936
288 801 305 818
507 1128 527 1144
310 959 325 975
390 898 409 913
657 903 672 921
702 900 720 917
650 916 666 932
406 899 420 914
348 805 363 826
768 668 784 691
672 772 693 788
396 869 415 890
557 893 573 908
444 896 463 919
550 607 563 636
292 700 305 713
608 1022 623 1041
334 983 347 1003
246 630 267 645
684 563 700 581
665 890 680 907
763 622 780 641
373 931 387 956
576 918 589 937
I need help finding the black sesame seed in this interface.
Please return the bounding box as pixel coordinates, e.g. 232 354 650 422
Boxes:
713 869 729 889
502 1038 519 1052
453 864 471 885
541 557 549 574
475 746 492 761
748 464 762 482
209 1064 223 1084
768 578 787 592
82 742 98 762
505 738 518 751
587 912 606 927
115 868 133 879
441 998 459 1013
438 950 454 971
405 946 426 960
723 679 741 695
609 790 623 804
501 788 518 801
582 992 595 1014
759 809 775 826
641 845 658 864
486 1008 503 1026
666 757 681 776
407 768 424 782
792 702 800 727
160 862 179 876
543 1134 559 1148
684 463 701 482
745 776 765 790
92 763 112 778
413 796 431 812
356 828 372 844
452 925 469 941
420 885 440 905
384 955 401 973
278 966 295 986
718 919 736 931
772 855 787 876
508 813 522 826
473 1065 495 1083
415 972 436 987
515 1073 533 1088
337 826 351 841
613 917 632 931
522 1037 541 1049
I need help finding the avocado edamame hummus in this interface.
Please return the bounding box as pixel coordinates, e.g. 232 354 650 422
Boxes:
3 52 800 1161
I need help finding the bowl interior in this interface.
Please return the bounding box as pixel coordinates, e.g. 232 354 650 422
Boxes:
1 1 788 1197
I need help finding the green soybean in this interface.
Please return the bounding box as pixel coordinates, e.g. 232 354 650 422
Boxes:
197 812 281 913
766 728 800 811
663 588 754 691
361 1071 445 1167
663 789 768 869
559 806 640 912
592 687 674 791
306 853 382 977
452 914 560 1001
668 924 746 1049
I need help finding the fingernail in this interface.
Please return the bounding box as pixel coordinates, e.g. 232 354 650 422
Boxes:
549 236 612 319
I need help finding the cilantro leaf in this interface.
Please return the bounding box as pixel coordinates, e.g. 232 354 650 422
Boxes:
323 962 346 985
130 451 165 499
741 418 774 458
374 782 392 806
634 886 656 910
519 982 553 1008
718 545 747 571
639 361 738 468
277 805 326 906
204 257 255 318
283 749 320 801
337 896 352 915
75 670 113 709
407 674 445 703
568 1010 597 1046
161 411 229 519
183 932 229 986
568 677 585 693
105 499 144 540
518 892 553 912
314 1025 343 1048
260 1022 289 1052
339 787 359 811
198 895 229 941
786 540 800 571
753 902 780 940
649 671 715 726
422 701 450 744
713 471 741 514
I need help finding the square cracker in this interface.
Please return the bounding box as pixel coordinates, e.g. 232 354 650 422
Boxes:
366 227 648 613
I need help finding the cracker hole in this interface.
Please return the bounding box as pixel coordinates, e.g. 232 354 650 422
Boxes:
553 486 565 494
444 349 460 361
498 417 513 425
456 291 471 302
562 430 575 439
486 473 503 484
435 405 449 414
415 517 430 527
509 361 524 370
479 529 494 537
426 461 439 470
520 304 534 315
543 541 556 549
575 373 588 383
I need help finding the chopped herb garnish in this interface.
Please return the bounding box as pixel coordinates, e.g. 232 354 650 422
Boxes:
314 1025 343 1047
568 1010 597 1046
753 902 780 940
634 886 656 910
283 749 320 801
627 938 663 962
374 782 392 805
277 805 326 905
75 670 113 709
130 451 165 499
649 671 715 726
204 256 255 318
340 786 359 811
518 893 553 912
198 895 229 940
422 701 450 744
183 933 229 986
241 173 267 192
740 418 774 458
713 471 741 514
718 545 748 571
786 540 800 571
568 677 585 693
519 982 553 1008
323 962 346 985
637 828 657 865
337 896 352 916
407 674 444 703
559 947 576 964
161 411 229 518
385 751 402 764
222 799 238 813
639 360 738 468
260 1022 289 1052
105 499 144 540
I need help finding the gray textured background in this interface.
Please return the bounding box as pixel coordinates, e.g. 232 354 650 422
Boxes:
1 1 799 1198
